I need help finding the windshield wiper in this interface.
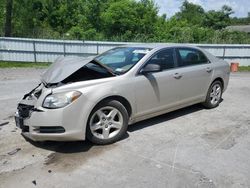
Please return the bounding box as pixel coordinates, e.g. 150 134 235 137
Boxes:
92 59 117 76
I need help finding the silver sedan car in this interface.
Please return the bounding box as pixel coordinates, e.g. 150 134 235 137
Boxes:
15 44 230 144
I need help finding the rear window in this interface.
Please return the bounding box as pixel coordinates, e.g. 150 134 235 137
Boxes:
176 48 209 67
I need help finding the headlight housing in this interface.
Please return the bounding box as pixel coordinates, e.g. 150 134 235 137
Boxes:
43 91 82 109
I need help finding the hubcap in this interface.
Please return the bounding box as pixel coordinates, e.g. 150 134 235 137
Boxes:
210 84 222 105
89 106 123 140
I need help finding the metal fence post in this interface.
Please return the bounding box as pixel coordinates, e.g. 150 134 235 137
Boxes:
82 41 85 56
97 42 99 55
223 46 226 60
33 40 37 62
63 41 66 56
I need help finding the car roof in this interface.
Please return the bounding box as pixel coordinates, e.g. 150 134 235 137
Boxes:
123 43 201 50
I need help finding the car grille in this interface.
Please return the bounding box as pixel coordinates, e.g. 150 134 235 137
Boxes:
35 126 65 133
17 104 34 118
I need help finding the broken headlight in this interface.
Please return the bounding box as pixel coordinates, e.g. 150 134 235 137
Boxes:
42 91 82 109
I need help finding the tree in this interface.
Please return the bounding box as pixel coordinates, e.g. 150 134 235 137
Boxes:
4 0 13 37
101 0 138 38
101 0 161 40
175 0 205 26
11 0 44 37
135 0 159 35
203 5 234 30
1 0 249 44
246 12 250 23
0 0 6 36
221 5 234 17
85 0 110 31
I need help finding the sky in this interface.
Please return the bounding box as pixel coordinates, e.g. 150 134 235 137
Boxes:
155 0 250 18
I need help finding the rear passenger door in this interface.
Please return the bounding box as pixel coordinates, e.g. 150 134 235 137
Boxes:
174 47 213 104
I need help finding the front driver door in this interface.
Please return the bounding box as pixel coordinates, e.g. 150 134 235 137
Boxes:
133 48 181 119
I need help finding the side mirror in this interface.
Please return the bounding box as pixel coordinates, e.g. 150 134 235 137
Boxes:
140 64 161 74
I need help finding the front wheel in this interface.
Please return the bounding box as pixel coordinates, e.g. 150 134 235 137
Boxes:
86 100 129 145
202 81 223 109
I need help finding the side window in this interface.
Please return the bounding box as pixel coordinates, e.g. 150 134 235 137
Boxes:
176 48 208 67
146 48 175 70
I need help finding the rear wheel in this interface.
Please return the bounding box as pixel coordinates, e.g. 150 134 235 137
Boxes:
202 81 223 109
86 100 128 145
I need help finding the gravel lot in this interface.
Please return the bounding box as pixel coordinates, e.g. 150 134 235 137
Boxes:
0 68 44 120
0 68 250 188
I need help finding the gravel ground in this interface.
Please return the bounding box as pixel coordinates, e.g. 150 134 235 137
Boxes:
0 68 45 120
0 69 250 188
0 68 45 81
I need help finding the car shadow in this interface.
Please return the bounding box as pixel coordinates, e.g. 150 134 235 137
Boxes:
24 137 93 153
24 132 129 154
128 104 204 132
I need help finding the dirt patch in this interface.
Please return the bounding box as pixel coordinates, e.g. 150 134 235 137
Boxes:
201 127 237 150
201 121 249 150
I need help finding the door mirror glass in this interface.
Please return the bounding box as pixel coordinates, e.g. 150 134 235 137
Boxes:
141 64 162 74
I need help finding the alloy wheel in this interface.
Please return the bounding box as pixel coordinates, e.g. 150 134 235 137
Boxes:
210 83 222 105
89 106 123 140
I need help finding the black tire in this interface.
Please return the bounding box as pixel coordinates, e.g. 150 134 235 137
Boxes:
202 80 223 109
86 100 129 145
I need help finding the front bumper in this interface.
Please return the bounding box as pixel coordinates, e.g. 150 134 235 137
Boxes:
21 130 84 142
15 94 94 142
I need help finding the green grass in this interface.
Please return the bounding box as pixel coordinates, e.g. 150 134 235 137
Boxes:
0 61 51 68
238 66 250 72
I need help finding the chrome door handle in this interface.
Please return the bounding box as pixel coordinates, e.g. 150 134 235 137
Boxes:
173 73 182 79
206 67 213 73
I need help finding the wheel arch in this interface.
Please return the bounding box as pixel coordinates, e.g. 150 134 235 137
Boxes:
212 77 224 90
85 95 131 144
92 95 133 118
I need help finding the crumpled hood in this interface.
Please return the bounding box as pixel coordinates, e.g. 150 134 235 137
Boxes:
41 56 94 84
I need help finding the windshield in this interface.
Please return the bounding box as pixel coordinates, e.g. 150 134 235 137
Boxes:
95 47 152 74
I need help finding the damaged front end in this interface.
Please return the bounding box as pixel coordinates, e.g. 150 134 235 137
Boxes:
15 55 115 141
15 83 49 133
41 56 115 87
